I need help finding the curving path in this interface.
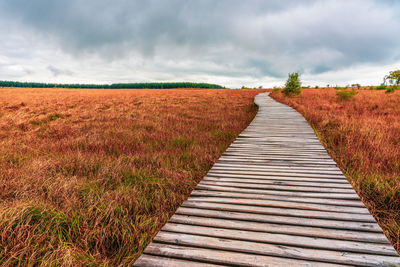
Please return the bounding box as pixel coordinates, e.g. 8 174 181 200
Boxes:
134 92 399 266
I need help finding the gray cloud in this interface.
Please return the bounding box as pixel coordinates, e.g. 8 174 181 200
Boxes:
47 65 73 77
0 0 399 87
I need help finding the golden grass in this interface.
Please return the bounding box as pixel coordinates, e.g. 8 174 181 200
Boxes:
270 89 400 253
0 87 266 265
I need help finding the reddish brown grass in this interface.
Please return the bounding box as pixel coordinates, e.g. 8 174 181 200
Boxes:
0 87 266 265
270 89 400 253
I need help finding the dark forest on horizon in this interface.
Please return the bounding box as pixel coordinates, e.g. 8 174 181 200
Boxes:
0 80 225 89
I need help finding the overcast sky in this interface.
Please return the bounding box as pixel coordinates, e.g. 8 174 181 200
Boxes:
0 0 399 88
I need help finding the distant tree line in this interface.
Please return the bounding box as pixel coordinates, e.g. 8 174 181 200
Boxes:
0 80 225 89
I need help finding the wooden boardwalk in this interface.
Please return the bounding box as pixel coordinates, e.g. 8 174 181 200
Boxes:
134 92 400 266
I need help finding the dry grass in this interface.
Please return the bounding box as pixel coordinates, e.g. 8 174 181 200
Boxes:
270 88 400 253
0 87 266 265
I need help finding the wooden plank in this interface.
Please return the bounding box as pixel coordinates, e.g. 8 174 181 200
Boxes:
170 214 390 244
226 148 327 152
220 154 334 161
216 161 338 167
142 243 339 267
186 196 370 214
204 176 352 188
182 201 376 222
225 147 327 152
162 223 397 256
228 144 328 149
207 171 347 181
208 170 347 179
212 164 343 174
232 140 324 145
225 150 326 154
237 135 319 139
221 154 332 160
224 151 329 155
237 136 319 140
227 145 324 149
190 190 365 207
224 153 330 158
216 158 338 166
133 254 220 267
153 232 400 266
205 175 349 185
218 156 336 164
199 181 356 193
176 207 382 232
210 168 345 177
233 136 321 140
196 184 361 200
213 162 341 171
220 149 330 154
233 137 321 141
217 158 337 164
223 154 332 160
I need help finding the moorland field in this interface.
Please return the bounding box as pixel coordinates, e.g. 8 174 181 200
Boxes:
271 88 400 253
0 87 265 265
1 86 399 265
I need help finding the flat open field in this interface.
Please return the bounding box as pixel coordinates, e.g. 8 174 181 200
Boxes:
0 87 266 265
271 89 400 253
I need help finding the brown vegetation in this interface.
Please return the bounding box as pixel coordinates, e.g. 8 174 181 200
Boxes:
270 89 400 253
0 87 265 265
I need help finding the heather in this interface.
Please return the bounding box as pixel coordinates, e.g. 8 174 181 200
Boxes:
0 87 265 265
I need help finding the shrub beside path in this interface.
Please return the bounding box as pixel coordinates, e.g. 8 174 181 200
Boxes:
134 92 399 266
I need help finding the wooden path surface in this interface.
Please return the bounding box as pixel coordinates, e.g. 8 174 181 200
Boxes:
134 92 400 266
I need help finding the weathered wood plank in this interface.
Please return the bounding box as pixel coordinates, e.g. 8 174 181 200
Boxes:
199 180 356 193
218 157 337 165
190 190 365 207
196 184 361 199
216 159 339 167
161 223 397 256
204 175 349 185
213 162 341 172
186 196 370 214
209 169 347 178
205 174 349 185
226 148 328 153
133 254 221 267
212 165 343 174
153 232 400 266
181 201 376 222
228 145 328 150
142 243 339 267
176 207 382 232
221 154 333 161
204 176 352 188
210 168 345 177
170 214 390 244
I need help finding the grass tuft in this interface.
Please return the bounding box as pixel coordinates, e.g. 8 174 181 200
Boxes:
48 113 64 121
170 136 193 150
336 88 358 100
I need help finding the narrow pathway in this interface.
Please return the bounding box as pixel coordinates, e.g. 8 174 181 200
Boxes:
134 92 399 266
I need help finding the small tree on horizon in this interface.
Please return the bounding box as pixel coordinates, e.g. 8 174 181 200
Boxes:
385 70 400 86
283 72 302 96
